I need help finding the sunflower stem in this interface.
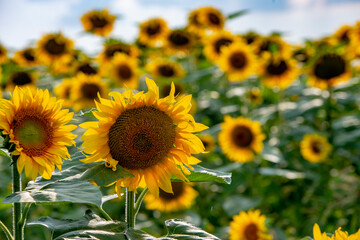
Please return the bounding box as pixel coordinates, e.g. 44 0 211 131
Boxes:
12 157 23 240
134 187 149 219
96 206 113 221
18 203 32 230
125 189 135 228
0 220 14 240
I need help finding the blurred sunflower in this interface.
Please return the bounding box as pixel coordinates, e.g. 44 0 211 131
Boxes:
0 87 77 180
241 31 261 45
13 48 38 67
218 42 258 82
54 78 73 108
332 24 353 45
0 44 8 64
204 31 237 63
143 181 198 212
246 87 263 105
138 18 169 47
259 56 298 89
229 210 273 240
5 71 37 91
74 61 98 76
165 29 194 55
37 33 73 68
81 9 116 37
199 134 216 153
198 6 225 31
109 53 139 89
308 53 351 90
349 21 360 57
187 8 204 35
80 78 207 197
97 42 140 67
219 116 265 163
254 35 292 59
146 59 185 80
70 73 109 111
300 133 332 163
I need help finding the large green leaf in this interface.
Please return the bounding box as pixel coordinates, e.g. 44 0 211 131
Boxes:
28 210 127 239
171 165 231 184
81 164 134 186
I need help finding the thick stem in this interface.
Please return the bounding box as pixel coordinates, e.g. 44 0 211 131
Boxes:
134 187 149 218
12 158 23 240
125 189 135 228
0 220 14 240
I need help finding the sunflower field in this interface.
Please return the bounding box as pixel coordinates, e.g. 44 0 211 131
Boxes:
0 5 360 240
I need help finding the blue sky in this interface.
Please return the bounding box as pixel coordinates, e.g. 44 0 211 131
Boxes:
0 0 360 55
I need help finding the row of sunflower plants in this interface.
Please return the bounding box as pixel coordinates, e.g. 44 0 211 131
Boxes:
0 5 360 240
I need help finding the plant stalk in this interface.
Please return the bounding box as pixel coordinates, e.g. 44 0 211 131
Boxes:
125 189 135 228
12 158 23 240
134 187 149 218
0 220 14 240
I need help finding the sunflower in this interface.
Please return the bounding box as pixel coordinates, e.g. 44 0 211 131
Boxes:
0 87 77 180
349 21 360 57
143 181 198 212
229 210 273 240
307 53 351 90
5 71 37 91
241 31 261 45
254 35 292 59
165 29 194 55
199 134 215 153
80 78 207 197
97 42 140 67
187 8 205 35
109 53 139 89
204 31 237 63
138 18 169 47
13 48 38 67
332 24 353 45
160 82 185 99
246 87 263 105
70 73 109 111
54 78 73 108
74 61 98 76
300 133 332 163
146 59 185 80
291 45 313 66
259 55 299 89
313 224 360 240
219 116 265 163
0 44 8 64
198 6 225 31
81 9 116 37
37 33 74 67
218 42 258 82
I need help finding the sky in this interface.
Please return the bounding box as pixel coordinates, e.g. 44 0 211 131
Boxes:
0 0 359 55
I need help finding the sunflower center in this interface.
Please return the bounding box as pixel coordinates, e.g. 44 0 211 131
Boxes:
117 65 132 80
108 106 176 170
11 72 32 86
89 15 108 28
169 31 190 46
105 44 130 58
146 23 161 36
314 54 346 80
78 63 97 75
12 113 53 156
208 13 220 25
81 83 100 100
232 126 253 148
158 65 175 77
44 38 66 56
266 60 288 76
244 35 256 45
230 52 247 69
23 50 35 61
311 141 322 154
214 38 233 54
159 182 185 200
244 223 259 240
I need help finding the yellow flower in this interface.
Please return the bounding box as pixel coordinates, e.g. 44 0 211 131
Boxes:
13 48 38 67
5 71 37 91
313 224 333 240
198 134 215 153
97 42 140 68
197 6 225 31
146 59 185 80
0 87 77 179
187 8 205 35
229 210 273 240
349 21 360 58
332 24 353 45
81 9 116 37
54 78 73 108
70 73 109 111
204 31 238 63
300 133 332 163
109 53 139 89
313 224 360 240
307 53 351 90
138 18 169 47
73 61 99 76
80 78 207 197
143 181 198 212
254 35 292 59
218 41 258 82
241 31 261 45
246 87 263 105
0 44 8 64
165 29 194 55
219 116 265 163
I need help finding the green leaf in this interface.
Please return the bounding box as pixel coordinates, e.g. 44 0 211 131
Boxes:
0 148 10 159
78 108 98 118
28 209 127 239
172 165 231 184
227 9 249 19
125 229 156 240
81 164 134 187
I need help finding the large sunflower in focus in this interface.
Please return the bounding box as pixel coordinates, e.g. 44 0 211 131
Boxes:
219 42 258 82
146 59 185 80
219 116 265 163
37 33 74 66
229 210 273 240
80 78 207 197
300 133 332 163
308 53 351 90
0 87 77 179
13 48 38 67
81 9 116 37
0 44 8 64
143 181 198 212
204 31 237 63
109 53 139 89
138 18 169 47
